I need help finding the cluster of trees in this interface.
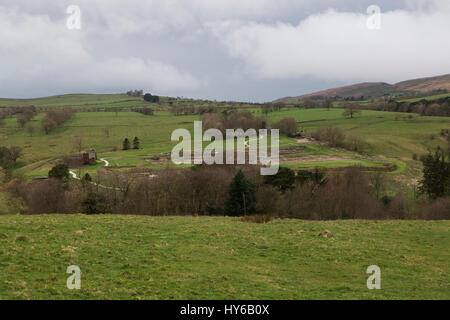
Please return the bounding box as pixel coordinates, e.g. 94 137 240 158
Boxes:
292 99 334 110
7 164 447 219
144 93 160 103
312 127 367 152
200 109 299 137
169 104 220 116
342 104 362 118
126 90 143 97
0 146 22 170
260 103 284 114
272 117 298 136
361 97 450 117
15 106 38 127
48 163 70 181
277 96 449 117
41 108 74 134
123 137 140 150
170 104 202 116
201 110 267 134
0 106 38 128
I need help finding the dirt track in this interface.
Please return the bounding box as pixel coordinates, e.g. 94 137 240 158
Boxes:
280 154 353 164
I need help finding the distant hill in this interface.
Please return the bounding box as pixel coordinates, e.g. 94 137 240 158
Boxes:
274 74 450 103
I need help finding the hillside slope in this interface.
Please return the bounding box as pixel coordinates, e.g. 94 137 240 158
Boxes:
275 74 450 103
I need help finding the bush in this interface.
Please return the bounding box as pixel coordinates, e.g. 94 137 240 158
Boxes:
386 194 412 219
416 198 450 220
344 134 367 152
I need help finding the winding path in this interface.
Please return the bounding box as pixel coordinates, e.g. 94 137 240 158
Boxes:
69 157 122 190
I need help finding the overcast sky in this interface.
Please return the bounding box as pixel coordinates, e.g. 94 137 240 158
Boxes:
0 0 449 102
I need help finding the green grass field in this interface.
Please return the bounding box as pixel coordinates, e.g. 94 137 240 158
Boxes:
0 97 441 212
0 215 448 300
0 94 147 109
397 92 450 103
1 95 449 300
1 94 449 203
258 108 449 158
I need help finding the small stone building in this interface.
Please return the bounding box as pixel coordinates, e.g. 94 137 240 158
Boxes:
65 149 97 166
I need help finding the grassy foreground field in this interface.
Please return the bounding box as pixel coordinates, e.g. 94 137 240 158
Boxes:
0 215 448 300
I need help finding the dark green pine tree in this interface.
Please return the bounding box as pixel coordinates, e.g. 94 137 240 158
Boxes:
133 136 140 150
122 138 130 150
225 170 256 216
264 166 296 192
419 149 450 199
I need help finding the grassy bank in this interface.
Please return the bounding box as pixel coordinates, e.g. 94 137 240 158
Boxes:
0 215 448 299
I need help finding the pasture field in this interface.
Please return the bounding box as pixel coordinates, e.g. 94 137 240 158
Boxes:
0 215 448 300
0 94 146 109
256 108 450 158
397 92 450 103
1 94 449 191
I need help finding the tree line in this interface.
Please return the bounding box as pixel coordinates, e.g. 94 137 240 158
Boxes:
41 108 74 134
360 97 450 117
0 146 22 170
3 155 448 219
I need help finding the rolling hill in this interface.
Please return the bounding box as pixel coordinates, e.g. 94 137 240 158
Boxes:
275 74 450 103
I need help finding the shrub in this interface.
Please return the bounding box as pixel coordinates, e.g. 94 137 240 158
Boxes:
386 194 412 219
416 198 450 220
381 195 392 206
344 134 367 152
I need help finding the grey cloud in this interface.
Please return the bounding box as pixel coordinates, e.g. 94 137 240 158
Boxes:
0 0 447 101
